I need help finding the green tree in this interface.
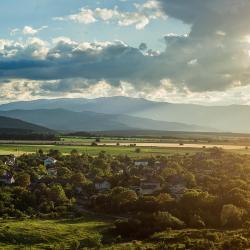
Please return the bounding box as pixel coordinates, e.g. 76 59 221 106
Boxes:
71 172 86 185
220 204 246 228
49 184 68 205
110 187 138 211
16 173 31 188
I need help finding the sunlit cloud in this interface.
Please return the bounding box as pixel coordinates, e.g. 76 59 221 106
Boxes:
54 0 166 30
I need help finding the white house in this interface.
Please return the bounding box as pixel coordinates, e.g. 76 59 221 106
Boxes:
94 180 111 191
0 172 15 185
47 167 57 177
134 160 149 167
169 184 186 199
4 156 16 167
140 181 161 195
44 157 57 167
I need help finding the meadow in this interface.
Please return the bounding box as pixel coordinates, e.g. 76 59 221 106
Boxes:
0 143 205 157
0 141 250 158
0 217 249 249
0 214 110 250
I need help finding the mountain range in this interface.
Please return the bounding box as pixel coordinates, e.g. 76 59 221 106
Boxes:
0 96 250 133
0 109 209 132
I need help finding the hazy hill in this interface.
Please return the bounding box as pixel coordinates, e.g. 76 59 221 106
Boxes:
0 96 154 113
2 96 250 132
0 116 52 133
0 109 211 132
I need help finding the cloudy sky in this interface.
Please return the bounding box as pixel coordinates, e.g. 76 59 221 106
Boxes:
1 0 250 105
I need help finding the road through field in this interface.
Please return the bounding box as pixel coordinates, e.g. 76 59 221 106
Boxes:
97 142 246 150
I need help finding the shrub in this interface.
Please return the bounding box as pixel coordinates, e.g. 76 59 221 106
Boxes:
153 211 185 230
220 204 246 228
189 214 206 228
115 212 185 238
81 234 102 248
115 219 141 237
222 236 249 250
70 239 80 250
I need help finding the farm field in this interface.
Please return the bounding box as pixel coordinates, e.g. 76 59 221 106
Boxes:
61 131 250 144
1 139 250 157
0 143 204 157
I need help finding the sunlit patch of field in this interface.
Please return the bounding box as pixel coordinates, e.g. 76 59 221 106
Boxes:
0 215 110 250
0 219 248 250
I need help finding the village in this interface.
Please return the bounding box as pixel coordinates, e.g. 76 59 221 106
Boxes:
0 151 188 201
0 147 250 249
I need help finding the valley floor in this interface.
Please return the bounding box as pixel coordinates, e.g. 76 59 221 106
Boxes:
0 143 204 157
1 143 250 159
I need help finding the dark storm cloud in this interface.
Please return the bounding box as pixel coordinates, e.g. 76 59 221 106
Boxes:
156 0 250 91
158 0 250 37
0 39 165 89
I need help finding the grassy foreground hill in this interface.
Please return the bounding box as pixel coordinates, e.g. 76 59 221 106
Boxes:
0 217 249 249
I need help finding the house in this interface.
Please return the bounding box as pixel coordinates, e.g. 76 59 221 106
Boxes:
44 157 57 167
94 180 111 191
140 180 161 195
134 160 149 167
75 186 83 193
37 174 45 180
5 156 16 167
0 171 15 185
44 157 57 177
47 167 57 177
169 184 186 199
130 185 141 194
0 155 16 167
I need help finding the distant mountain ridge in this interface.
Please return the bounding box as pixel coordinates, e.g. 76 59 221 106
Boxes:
0 109 211 132
1 96 250 132
0 96 157 113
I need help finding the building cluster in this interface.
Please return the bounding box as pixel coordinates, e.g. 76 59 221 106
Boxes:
0 155 187 198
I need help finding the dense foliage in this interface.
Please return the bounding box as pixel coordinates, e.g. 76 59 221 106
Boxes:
0 128 58 140
1 147 250 248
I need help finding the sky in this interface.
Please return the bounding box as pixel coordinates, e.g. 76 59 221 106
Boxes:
1 0 250 105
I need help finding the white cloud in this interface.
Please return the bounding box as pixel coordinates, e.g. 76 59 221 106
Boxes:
10 28 19 36
187 59 198 66
22 26 39 35
55 8 96 24
95 8 118 21
54 0 166 30
0 37 49 59
2 77 250 106
10 26 48 36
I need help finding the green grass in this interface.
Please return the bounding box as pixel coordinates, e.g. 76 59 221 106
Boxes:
3 142 250 158
61 136 196 144
0 216 153 250
0 218 248 250
0 215 111 250
61 134 250 146
0 144 203 158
